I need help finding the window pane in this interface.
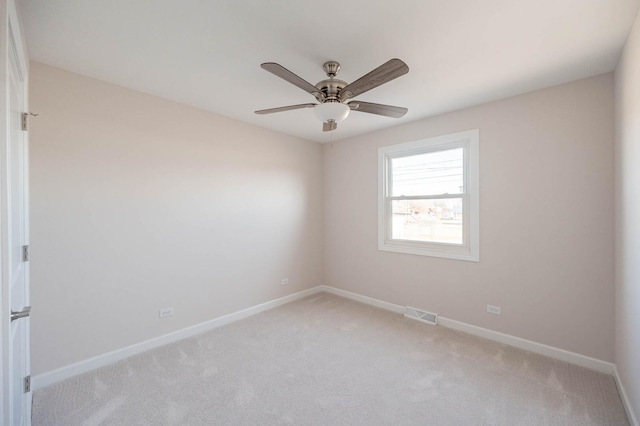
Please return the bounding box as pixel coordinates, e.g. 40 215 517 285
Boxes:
391 148 463 196
391 198 463 244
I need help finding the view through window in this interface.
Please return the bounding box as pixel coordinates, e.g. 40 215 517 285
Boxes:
378 130 479 261
390 148 464 244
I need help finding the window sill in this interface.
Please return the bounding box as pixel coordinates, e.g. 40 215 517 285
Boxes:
379 240 479 262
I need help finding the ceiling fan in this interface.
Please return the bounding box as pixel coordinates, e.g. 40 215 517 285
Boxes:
255 59 409 132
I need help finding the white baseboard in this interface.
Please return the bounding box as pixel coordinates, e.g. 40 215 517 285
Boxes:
614 365 639 426
436 316 614 374
321 285 614 375
32 286 324 391
319 285 405 314
33 284 624 406
321 287 636 422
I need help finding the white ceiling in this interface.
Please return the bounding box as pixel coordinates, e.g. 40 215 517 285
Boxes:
18 0 639 143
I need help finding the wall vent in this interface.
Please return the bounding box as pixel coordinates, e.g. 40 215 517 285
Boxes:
404 306 438 325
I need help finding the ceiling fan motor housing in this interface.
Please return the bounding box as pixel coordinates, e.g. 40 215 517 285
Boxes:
315 61 347 102
315 78 347 102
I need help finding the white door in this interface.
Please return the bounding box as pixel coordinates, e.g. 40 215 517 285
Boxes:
6 16 31 425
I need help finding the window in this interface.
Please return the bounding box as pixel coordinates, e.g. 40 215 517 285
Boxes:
378 129 479 261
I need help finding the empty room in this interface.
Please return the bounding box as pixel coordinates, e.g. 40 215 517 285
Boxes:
1 0 639 424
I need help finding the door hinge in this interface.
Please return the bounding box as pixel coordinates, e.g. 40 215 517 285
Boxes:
24 375 30 393
21 112 39 131
22 245 29 262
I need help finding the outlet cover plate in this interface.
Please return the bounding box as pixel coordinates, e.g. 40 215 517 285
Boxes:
487 304 501 315
159 307 174 318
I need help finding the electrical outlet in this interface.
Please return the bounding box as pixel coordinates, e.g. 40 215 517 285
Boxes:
159 307 174 318
487 304 501 315
281 278 289 286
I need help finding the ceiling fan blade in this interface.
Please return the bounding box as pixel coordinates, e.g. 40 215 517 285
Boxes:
347 101 408 118
255 103 317 115
339 59 409 101
261 63 324 100
323 121 337 132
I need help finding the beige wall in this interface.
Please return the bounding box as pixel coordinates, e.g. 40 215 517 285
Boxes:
29 62 324 376
615 9 640 421
324 74 615 361
30 60 619 380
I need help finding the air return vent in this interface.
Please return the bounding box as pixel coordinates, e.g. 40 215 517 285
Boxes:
404 306 438 325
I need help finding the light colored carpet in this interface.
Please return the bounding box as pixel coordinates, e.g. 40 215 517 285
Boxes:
32 293 629 425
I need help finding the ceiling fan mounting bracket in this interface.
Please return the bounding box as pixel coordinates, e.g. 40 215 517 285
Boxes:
322 61 341 78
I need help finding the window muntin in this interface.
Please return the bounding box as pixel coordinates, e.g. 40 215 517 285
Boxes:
378 130 479 261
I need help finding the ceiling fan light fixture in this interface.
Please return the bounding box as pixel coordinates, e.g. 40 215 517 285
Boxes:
314 102 350 124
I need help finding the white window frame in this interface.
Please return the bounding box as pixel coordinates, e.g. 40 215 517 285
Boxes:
378 129 479 261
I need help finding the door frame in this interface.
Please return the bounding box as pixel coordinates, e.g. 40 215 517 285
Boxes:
1 0 30 423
